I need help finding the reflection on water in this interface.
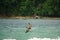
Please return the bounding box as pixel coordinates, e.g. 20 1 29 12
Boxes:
0 19 60 40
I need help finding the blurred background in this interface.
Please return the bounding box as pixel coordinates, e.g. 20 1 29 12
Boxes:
0 0 60 17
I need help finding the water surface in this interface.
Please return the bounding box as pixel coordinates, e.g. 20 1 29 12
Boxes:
0 18 60 40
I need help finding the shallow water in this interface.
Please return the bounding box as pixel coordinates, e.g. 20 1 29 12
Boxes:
0 18 60 40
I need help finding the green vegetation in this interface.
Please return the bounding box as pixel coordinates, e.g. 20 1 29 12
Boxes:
0 0 60 17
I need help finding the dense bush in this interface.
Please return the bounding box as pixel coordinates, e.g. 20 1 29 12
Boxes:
0 0 60 17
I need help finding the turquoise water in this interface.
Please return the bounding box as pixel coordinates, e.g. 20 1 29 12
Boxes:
0 18 60 40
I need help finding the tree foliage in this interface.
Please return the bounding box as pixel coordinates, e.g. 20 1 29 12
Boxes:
0 0 60 17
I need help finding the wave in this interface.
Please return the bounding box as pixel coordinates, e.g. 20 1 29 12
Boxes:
28 37 60 40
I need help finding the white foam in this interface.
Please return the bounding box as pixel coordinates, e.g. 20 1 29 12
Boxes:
28 37 60 40
3 39 16 40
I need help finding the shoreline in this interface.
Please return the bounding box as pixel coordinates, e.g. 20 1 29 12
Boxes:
0 16 60 20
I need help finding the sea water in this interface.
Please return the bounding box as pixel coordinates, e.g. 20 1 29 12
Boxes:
0 18 60 40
